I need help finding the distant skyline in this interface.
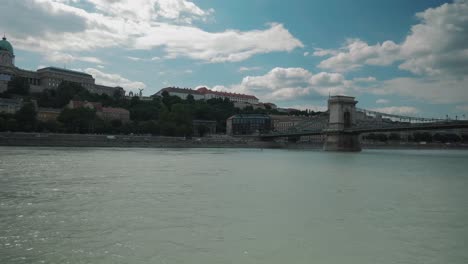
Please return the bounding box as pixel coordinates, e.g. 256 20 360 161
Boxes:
1 0 467 118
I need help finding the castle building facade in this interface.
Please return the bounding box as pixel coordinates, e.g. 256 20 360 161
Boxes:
154 87 259 104
0 37 125 97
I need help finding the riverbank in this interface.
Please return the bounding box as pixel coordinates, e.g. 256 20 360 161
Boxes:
0 132 292 149
0 132 467 150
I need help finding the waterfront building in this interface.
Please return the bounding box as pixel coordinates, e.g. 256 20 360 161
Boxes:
196 87 259 104
98 107 130 123
226 114 271 135
0 98 22 114
233 101 267 110
269 114 328 142
270 115 309 132
0 37 125 96
154 87 259 104
68 100 130 123
68 100 103 111
153 87 205 100
37 108 61 122
193 120 217 137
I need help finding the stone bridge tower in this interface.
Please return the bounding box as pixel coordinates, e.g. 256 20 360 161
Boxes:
323 96 361 151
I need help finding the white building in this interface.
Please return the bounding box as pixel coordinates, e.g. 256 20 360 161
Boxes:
0 36 125 97
154 87 259 104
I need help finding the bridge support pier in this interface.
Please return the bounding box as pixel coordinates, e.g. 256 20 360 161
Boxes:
323 131 361 152
323 96 361 152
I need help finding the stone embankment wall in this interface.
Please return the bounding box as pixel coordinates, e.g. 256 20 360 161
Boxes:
0 132 287 149
1 132 464 150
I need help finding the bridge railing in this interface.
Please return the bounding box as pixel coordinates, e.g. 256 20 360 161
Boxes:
356 108 446 123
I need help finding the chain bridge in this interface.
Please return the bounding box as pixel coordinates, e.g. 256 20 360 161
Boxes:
260 96 468 151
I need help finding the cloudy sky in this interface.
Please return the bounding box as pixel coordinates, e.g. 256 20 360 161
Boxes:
1 0 467 118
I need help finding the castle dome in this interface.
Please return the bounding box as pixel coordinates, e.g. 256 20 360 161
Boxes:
0 36 14 55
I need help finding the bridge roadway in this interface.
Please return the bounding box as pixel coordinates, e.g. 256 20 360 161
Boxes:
260 120 468 139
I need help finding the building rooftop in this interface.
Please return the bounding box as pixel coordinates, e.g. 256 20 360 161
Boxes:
158 87 203 95
227 114 271 120
37 67 93 78
197 87 258 100
0 37 14 54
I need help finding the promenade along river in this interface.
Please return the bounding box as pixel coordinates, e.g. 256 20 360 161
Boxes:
1 147 467 264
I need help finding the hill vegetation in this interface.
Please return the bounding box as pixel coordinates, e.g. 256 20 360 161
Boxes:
0 77 317 136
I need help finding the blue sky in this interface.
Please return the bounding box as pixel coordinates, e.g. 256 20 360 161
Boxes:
1 0 467 118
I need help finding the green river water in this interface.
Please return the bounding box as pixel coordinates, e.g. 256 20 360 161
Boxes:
1 147 467 264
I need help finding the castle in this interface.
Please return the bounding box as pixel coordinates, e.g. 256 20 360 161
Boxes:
0 36 125 97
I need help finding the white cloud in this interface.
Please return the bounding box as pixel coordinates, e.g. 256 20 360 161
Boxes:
376 99 389 104
82 68 146 92
238 66 262 72
313 48 338 57
398 0 468 76
303 52 309 56
310 0 468 105
126 56 161 62
126 56 143 61
371 106 420 115
134 23 304 62
0 0 303 63
207 67 356 103
353 76 376 83
85 0 213 23
456 105 468 112
369 77 468 104
46 51 103 64
315 0 468 77
317 39 400 72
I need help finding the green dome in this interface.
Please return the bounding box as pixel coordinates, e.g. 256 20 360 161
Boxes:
0 37 14 55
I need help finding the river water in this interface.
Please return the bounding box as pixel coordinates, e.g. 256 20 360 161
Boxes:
0 147 467 264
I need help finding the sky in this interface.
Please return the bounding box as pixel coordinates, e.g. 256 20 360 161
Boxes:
1 0 467 118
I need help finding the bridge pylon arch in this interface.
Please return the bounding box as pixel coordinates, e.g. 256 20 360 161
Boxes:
323 96 361 151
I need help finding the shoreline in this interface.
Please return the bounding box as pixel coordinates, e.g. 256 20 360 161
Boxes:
1 132 467 150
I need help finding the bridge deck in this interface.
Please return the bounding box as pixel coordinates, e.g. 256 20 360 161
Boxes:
260 121 468 138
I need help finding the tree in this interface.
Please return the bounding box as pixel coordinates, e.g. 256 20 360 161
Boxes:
389 133 401 141
37 81 94 108
186 94 195 103
58 107 97 133
37 120 62 133
7 76 30 95
113 89 124 100
129 101 162 121
15 103 37 131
